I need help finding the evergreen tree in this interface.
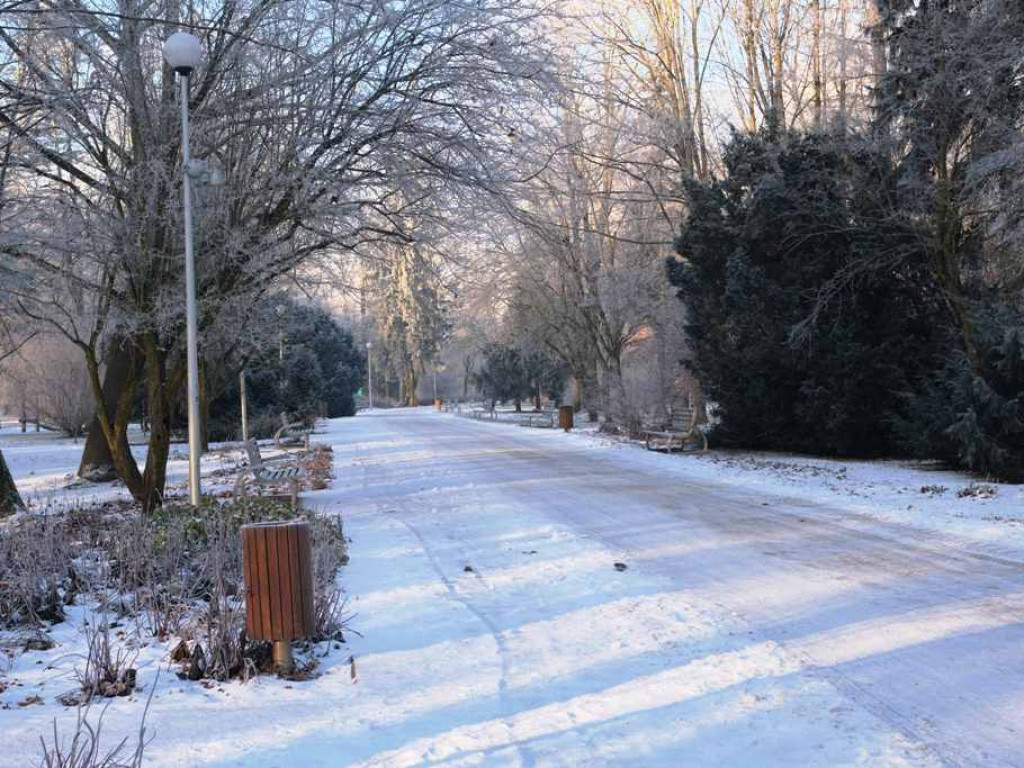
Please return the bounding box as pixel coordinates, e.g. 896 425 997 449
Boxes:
476 344 531 411
865 0 1024 478
875 0 1024 370
523 352 569 408
207 300 364 440
894 318 1024 480
669 130 945 456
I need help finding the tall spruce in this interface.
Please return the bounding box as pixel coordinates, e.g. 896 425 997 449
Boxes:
669 130 945 456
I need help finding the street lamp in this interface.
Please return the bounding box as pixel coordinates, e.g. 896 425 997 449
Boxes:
366 341 374 409
164 31 204 506
276 304 287 363
239 370 249 442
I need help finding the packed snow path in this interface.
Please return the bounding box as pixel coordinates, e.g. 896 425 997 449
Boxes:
321 410 1019 766
4 409 1023 766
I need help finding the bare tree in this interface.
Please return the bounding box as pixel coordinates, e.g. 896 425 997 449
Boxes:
0 0 556 508
1 333 94 437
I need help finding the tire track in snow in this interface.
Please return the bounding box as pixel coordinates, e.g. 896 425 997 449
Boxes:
384 505 536 767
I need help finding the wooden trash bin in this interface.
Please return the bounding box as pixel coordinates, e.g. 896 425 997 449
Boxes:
558 405 574 432
241 520 315 672
435 398 443 410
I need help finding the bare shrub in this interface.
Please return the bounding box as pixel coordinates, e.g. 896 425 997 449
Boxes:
39 676 154 768
0 515 79 627
66 621 138 706
110 515 194 640
312 581 352 644
301 445 334 491
193 508 248 681
307 513 351 642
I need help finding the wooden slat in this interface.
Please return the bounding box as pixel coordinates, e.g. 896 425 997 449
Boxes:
287 525 304 638
241 528 259 638
257 527 274 640
266 526 283 640
277 523 295 641
297 524 315 634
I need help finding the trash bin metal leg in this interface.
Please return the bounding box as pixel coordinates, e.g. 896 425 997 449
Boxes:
273 640 293 673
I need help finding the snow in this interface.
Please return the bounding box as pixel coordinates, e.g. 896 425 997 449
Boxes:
3 409 1024 765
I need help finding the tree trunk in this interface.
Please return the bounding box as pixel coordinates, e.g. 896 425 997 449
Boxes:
812 0 822 128
137 332 178 511
865 0 889 134
81 332 177 512
462 359 472 399
837 0 848 121
0 449 24 516
78 341 136 481
691 378 708 427
770 16 786 133
404 368 418 407
933 175 982 373
743 0 759 132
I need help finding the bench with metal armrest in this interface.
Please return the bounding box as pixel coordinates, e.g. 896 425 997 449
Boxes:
234 439 307 507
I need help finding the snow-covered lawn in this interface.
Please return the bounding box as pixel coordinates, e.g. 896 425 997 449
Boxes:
0 419 185 510
2 409 1023 765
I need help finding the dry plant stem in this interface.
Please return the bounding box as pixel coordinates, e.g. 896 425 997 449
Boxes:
74 618 138 703
39 669 157 768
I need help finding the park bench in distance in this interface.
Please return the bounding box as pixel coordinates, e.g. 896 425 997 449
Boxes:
234 439 307 508
642 404 708 454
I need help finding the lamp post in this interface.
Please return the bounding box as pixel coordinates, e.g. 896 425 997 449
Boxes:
277 304 286 363
239 370 249 442
366 341 374 409
164 31 204 506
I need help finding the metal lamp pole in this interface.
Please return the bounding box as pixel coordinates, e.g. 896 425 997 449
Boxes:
366 341 374 409
239 370 249 442
277 305 286 363
164 32 204 506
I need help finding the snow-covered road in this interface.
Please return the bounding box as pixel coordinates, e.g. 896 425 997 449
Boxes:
322 409 1022 767
5 408 1023 766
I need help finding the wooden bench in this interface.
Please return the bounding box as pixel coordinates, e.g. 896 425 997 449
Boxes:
274 416 311 450
515 411 555 428
234 440 307 506
642 405 708 453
